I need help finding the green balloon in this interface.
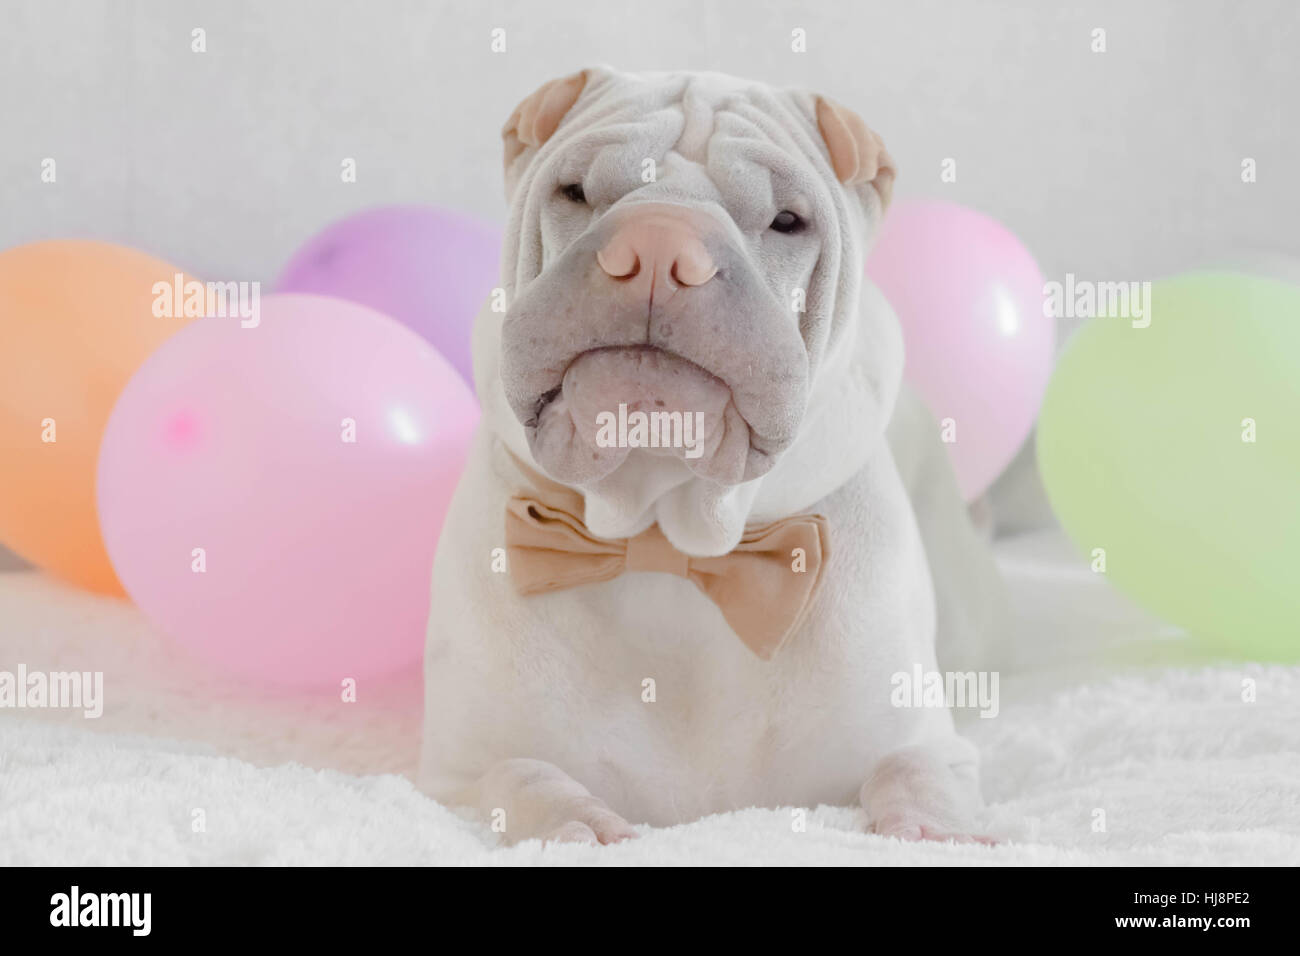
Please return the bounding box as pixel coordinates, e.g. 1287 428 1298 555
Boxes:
1037 272 1300 661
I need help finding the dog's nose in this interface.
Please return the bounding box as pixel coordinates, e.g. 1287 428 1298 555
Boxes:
597 209 717 288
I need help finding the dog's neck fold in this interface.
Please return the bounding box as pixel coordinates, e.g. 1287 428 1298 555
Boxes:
475 279 900 557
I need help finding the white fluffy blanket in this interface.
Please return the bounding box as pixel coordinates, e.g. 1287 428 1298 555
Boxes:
1 530 1297 866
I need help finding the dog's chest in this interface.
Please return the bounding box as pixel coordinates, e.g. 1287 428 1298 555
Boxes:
530 573 883 823
424 436 936 825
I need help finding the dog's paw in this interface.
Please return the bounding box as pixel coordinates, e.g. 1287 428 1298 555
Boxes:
540 797 639 847
871 819 998 846
860 741 993 847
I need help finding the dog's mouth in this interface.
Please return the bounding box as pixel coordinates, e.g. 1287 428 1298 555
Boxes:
525 345 717 428
523 344 774 486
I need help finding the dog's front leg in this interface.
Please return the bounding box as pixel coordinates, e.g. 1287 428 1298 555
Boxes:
456 758 639 846
860 736 995 844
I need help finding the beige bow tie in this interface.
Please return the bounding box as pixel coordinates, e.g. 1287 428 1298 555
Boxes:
504 483 830 660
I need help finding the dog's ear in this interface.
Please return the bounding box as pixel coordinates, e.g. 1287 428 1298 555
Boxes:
814 95 895 210
502 70 589 198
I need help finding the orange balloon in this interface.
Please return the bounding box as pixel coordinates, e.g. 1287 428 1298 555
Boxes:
0 240 200 594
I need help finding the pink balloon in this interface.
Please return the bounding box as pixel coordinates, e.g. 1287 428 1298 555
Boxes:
866 199 1054 500
96 294 479 689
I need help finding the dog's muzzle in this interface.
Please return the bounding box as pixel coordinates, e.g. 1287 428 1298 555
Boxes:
502 202 809 486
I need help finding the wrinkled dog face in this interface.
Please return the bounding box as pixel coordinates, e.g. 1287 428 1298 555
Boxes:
499 69 894 487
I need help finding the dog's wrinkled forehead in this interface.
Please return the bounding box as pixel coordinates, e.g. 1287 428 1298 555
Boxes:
495 68 907 494
502 68 894 224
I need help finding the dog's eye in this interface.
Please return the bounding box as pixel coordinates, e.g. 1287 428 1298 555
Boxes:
770 210 805 234
560 183 587 204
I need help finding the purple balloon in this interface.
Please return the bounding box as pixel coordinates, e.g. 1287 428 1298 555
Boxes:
275 205 501 386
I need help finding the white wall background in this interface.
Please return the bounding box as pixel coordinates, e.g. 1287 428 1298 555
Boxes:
3 0 1296 281
1 0 1297 562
